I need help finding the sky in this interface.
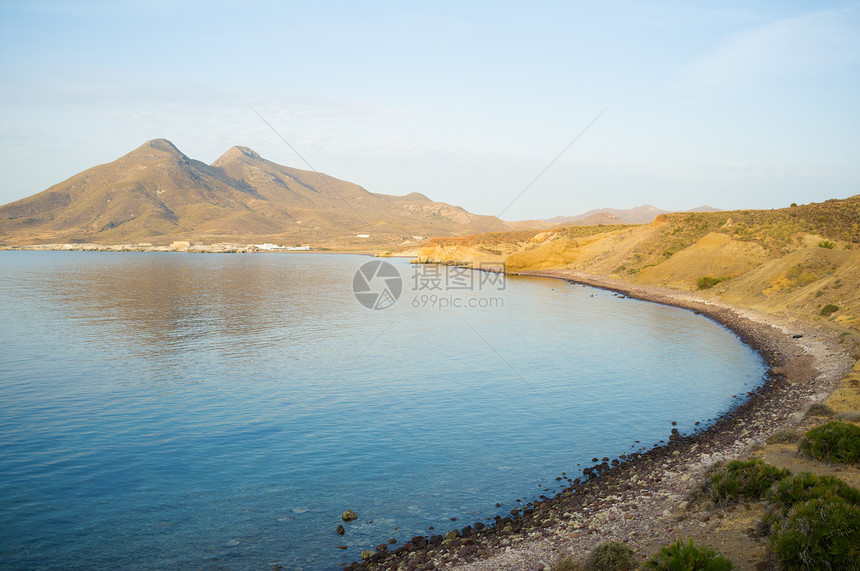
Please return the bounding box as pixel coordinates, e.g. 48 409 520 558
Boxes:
0 1 859 220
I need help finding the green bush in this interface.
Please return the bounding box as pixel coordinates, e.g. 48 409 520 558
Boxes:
818 240 836 249
769 498 860 569
820 304 840 317
643 539 734 570
584 541 636 570
710 459 791 505
697 276 730 290
767 472 860 514
799 421 860 464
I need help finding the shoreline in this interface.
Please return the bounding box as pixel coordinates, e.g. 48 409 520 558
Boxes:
348 269 855 570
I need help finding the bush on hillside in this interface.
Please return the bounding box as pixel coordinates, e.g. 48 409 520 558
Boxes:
643 539 734 570
767 472 860 515
820 304 840 317
697 276 730 290
799 421 860 464
710 459 791 506
769 498 860 569
584 541 636 571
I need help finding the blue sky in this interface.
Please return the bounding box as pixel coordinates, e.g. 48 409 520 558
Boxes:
1 1 858 220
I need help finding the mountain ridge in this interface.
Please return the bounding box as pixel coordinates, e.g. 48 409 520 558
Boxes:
0 139 507 247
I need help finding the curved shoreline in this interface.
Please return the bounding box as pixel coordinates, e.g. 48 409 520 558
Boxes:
347 270 855 570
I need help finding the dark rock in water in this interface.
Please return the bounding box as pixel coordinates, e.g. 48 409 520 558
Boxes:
341 510 358 522
671 421 677 426
336 524 345 535
460 525 472 536
361 550 374 560
375 544 388 551
473 521 485 531
450 517 457 521
388 538 397 544
592 457 598 462
495 503 501 507
337 545 347 549
444 530 460 540
411 536 427 548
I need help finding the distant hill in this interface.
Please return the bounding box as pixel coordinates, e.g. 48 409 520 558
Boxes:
0 139 507 246
543 204 722 226
506 205 722 230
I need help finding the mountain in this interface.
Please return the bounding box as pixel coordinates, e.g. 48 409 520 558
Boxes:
0 139 507 247
544 204 669 225
506 205 723 230
543 204 722 226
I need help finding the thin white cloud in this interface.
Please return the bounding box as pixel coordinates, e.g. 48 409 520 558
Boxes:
678 6 860 91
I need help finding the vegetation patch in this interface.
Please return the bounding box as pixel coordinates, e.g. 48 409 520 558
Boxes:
804 402 834 418
799 421 860 464
767 472 860 515
820 304 840 317
643 539 734 570
818 240 836 249
709 459 791 506
696 275 730 290
584 541 637 571
784 262 824 290
769 497 860 570
766 429 802 444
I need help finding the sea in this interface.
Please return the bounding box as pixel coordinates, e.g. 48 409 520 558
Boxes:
0 251 767 569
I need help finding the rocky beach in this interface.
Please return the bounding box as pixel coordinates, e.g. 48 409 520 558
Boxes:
345 269 856 570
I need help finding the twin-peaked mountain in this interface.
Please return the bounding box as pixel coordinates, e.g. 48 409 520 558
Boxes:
0 139 506 245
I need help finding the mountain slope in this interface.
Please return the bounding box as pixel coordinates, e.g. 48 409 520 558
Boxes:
0 139 507 246
413 196 860 341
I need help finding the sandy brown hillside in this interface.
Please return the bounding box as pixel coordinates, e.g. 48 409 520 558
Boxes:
0 139 506 247
414 196 860 349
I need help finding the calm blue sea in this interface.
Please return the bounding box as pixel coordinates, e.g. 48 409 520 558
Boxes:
0 252 766 569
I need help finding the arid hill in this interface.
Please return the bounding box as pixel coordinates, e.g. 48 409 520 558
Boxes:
0 139 507 247
413 196 860 345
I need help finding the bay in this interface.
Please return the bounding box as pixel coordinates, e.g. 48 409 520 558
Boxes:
0 252 766 569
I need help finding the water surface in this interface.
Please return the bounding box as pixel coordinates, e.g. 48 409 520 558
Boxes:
0 252 766 569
